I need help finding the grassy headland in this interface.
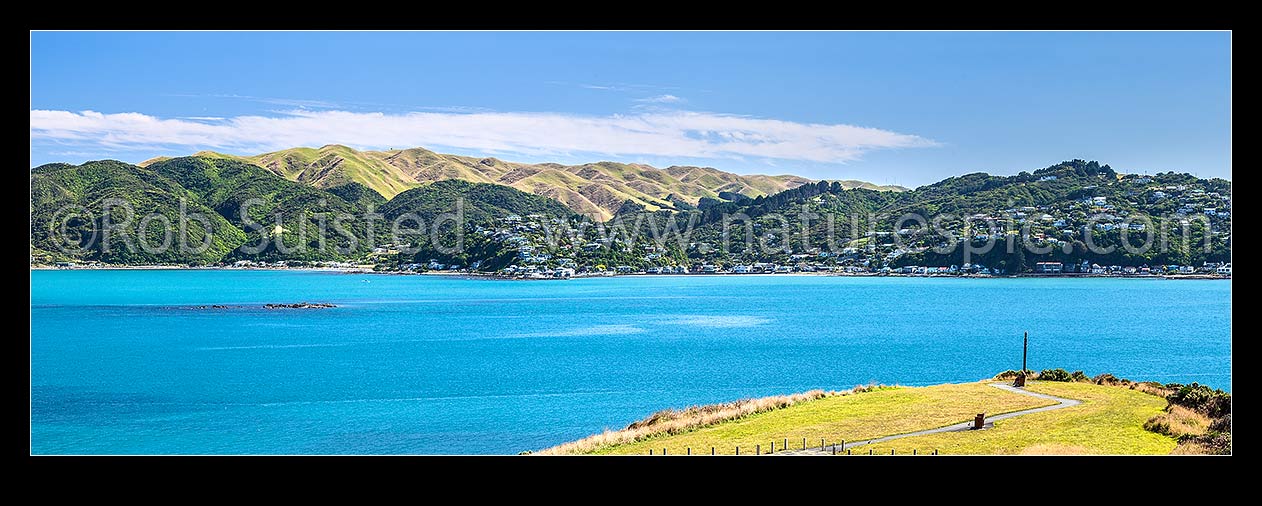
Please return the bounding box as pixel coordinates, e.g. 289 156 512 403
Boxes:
859 381 1174 455
540 371 1230 455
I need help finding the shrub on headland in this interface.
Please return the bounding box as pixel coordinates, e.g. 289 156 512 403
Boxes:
1167 383 1231 419
1140 382 1231 455
993 369 1034 380
992 369 1229 454
1037 368 1073 382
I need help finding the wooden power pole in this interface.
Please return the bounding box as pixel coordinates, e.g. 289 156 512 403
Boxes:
1014 331 1028 387
1023 331 1028 372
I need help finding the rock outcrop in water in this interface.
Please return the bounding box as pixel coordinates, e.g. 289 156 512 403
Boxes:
263 302 336 309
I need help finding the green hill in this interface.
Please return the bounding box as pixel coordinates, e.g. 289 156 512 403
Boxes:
30 160 245 264
463 159 1230 273
33 156 1229 271
326 182 387 211
379 179 576 224
146 157 370 261
375 179 579 270
671 159 1232 268
32 157 384 264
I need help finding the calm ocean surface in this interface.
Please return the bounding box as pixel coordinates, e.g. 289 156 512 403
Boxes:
30 270 1231 454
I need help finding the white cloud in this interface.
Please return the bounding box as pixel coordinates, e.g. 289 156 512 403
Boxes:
30 109 938 163
636 94 684 104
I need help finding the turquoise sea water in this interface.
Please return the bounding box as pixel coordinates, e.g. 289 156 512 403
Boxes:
30 270 1231 454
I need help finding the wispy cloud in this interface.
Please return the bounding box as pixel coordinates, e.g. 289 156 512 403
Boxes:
167 93 342 109
169 93 493 115
635 94 684 104
550 81 684 93
30 109 939 163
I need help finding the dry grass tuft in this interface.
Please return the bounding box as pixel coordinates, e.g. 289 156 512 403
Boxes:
1018 444 1093 455
537 389 850 455
1130 381 1174 398
1170 441 1214 455
1143 405 1210 439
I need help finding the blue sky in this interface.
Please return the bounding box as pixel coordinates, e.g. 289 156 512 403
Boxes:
30 31 1231 187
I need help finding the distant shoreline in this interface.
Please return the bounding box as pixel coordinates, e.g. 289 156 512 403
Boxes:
29 264 1230 281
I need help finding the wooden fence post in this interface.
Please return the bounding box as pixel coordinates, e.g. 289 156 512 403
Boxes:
736 446 740 455
711 447 715 455
756 444 760 455
687 447 691 455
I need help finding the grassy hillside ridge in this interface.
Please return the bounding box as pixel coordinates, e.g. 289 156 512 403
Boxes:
151 145 902 219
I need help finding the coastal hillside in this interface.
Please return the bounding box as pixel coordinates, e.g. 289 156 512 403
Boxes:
145 157 377 262
476 159 1231 274
30 157 572 265
686 159 1232 268
30 160 245 264
379 179 576 224
139 144 895 220
31 157 1231 272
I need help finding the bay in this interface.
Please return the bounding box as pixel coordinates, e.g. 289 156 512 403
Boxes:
30 270 1231 454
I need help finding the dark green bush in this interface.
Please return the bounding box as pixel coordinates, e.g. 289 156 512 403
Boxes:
1070 370 1089 382
1037 368 1073 382
1168 383 1231 418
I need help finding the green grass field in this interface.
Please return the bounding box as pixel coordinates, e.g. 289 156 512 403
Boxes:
592 382 1055 455
584 381 1176 455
